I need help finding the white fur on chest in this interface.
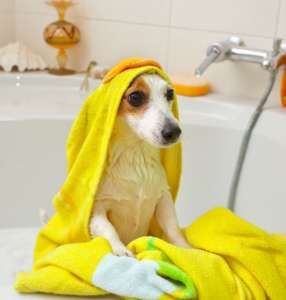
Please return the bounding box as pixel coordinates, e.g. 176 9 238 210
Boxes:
97 137 167 202
94 118 169 243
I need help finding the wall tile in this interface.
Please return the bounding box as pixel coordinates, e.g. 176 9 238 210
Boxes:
0 0 14 13
0 13 15 46
168 28 272 99
277 0 286 38
15 0 78 18
81 0 171 26
0 0 14 45
73 19 169 70
15 0 52 14
171 0 280 38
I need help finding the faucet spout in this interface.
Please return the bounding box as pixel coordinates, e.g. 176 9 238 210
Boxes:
195 47 221 77
194 36 244 76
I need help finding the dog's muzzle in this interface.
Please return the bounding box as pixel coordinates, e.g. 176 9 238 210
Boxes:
161 122 181 144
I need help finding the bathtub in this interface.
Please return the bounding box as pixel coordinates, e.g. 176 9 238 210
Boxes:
1 72 286 298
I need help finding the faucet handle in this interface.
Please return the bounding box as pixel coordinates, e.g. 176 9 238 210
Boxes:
194 36 245 77
263 38 284 70
273 38 282 55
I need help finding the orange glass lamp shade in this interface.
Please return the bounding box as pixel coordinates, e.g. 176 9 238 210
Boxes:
44 0 80 75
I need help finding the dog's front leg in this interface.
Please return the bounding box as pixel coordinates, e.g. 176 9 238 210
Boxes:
90 201 134 257
155 191 191 248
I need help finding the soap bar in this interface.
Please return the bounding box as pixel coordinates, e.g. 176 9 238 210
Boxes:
172 75 210 97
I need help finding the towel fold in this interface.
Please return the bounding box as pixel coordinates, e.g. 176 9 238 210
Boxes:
15 208 286 299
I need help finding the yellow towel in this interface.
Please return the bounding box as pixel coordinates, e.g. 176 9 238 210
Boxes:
131 208 286 300
15 58 286 300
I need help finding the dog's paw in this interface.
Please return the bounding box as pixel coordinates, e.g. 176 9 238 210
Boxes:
111 243 134 257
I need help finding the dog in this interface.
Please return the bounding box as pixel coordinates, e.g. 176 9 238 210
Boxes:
89 74 190 256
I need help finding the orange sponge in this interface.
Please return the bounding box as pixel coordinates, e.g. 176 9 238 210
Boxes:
172 75 210 97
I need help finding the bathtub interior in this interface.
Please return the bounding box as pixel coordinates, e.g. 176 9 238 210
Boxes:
1 72 286 233
0 72 93 119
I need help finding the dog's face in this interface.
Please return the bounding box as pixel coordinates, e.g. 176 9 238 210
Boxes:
118 74 181 147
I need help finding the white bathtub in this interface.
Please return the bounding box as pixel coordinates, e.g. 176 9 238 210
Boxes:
1 72 286 232
1 71 286 299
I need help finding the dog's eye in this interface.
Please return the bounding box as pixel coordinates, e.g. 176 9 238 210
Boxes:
166 88 174 102
128 91 145 107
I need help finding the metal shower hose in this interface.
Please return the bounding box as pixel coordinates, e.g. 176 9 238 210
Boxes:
228 69 278 211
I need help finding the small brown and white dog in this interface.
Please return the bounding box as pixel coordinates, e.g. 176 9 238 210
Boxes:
89 74 190 256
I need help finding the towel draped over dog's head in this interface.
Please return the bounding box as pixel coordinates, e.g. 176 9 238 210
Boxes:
36 58 181 259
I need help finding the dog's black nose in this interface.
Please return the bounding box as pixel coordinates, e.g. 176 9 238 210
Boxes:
161 124 181 143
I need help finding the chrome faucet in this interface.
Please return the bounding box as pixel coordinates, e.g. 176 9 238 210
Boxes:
195 36 286 76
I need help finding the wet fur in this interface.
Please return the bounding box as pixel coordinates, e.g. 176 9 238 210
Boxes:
89 74 190 256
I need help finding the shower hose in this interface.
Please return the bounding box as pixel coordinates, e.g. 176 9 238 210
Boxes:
228 69 277 211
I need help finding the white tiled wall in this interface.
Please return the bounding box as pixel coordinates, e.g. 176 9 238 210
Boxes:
278 0 286 38
0 0 15 46
171 0 280 37
2 0 286 98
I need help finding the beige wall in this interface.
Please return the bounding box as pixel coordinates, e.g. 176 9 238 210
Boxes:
0 0 15 46
3 0 286 99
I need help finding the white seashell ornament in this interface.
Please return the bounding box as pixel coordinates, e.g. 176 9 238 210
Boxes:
0 42 47 72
